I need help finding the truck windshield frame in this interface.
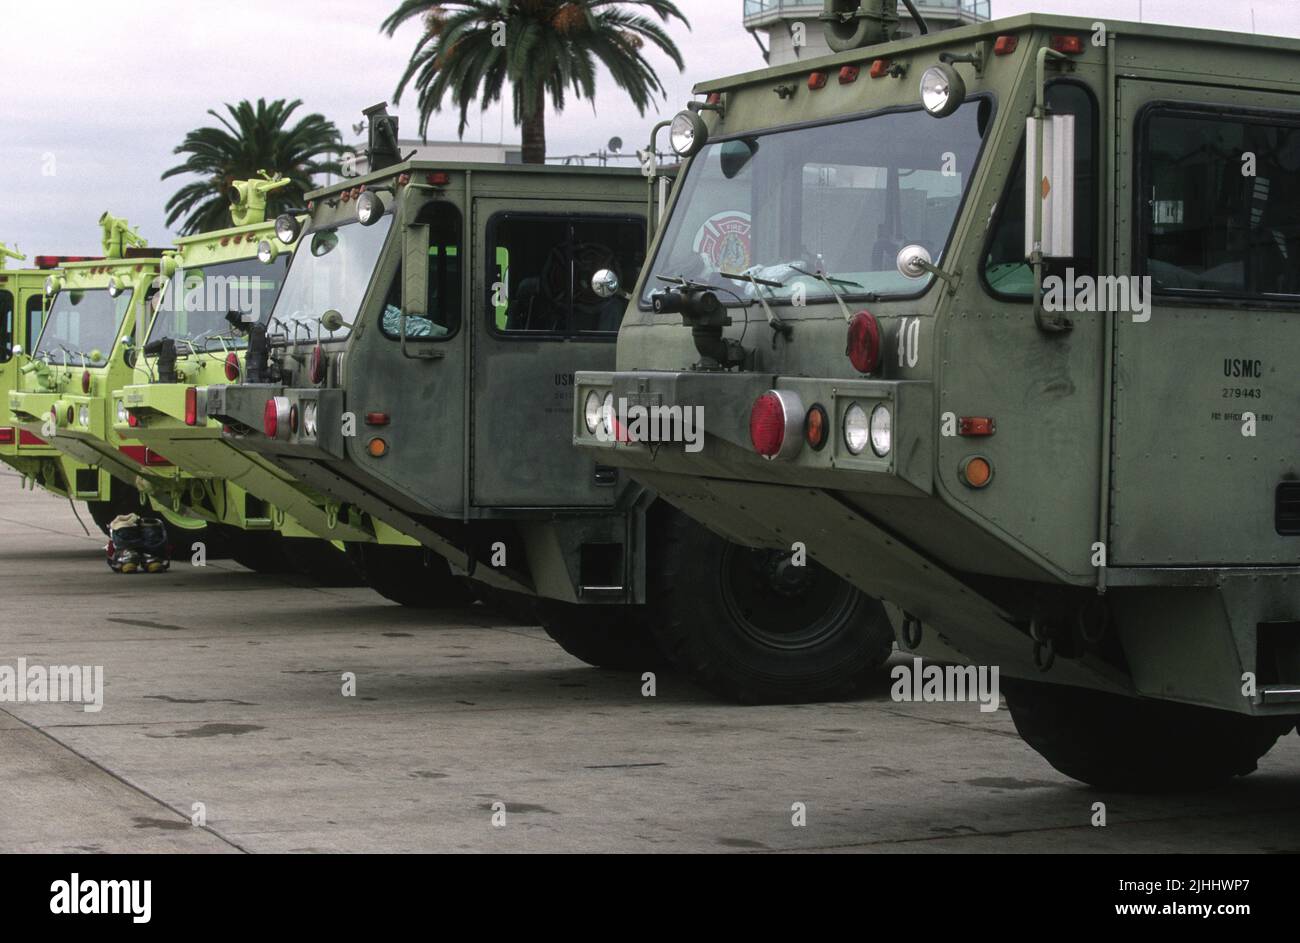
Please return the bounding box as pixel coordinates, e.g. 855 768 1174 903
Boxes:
265 212 395 343
641 99 993 309
32 287 132 367
149 255 290 351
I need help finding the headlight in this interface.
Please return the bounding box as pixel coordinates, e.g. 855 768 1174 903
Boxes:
920 64 965 119
257 239 277 264
78 406 90 427
302 401 318 438
584 390 603 434
869 404 892 457
669 110 709 157
601 391 615 438
116 401 127 424
357 190 385 226
274 214 301 245
843 403 870 455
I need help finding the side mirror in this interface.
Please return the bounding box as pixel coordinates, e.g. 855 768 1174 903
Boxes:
591 269 622 299
320 310 345 333
1025 114 1076 260
896 244 934 280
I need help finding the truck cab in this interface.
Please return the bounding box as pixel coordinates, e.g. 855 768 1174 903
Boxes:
575 6 1300 784
0 248 114 509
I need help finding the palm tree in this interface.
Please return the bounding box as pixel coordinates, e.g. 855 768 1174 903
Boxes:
162 98 344 235
382 1 688 164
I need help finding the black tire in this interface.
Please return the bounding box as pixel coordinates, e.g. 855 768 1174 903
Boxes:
1002 678 1293 792
472 586 541 625
281 537 367 586
345 542 474 608
223 528 295 574
647 504 895 704
536 601 669 672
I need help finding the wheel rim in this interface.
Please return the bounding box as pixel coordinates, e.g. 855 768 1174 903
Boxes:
717 544 860 651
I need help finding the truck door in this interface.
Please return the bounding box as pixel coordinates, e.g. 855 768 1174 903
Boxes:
0 286 14 396
1111 80 1300 565
470 201 646 508
342 199 469 516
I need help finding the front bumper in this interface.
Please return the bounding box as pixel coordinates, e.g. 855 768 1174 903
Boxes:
573 370 933 496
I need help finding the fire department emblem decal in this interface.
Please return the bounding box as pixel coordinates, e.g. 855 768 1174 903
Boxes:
694 211 752 274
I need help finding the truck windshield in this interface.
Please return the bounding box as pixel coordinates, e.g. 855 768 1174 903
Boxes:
266 215 393 342
33 288 131 366
150 256 289 351
644 103 988 307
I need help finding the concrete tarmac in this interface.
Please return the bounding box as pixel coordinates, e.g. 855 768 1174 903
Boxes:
1 466 1297 853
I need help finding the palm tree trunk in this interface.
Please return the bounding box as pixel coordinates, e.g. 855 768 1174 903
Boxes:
521 87 546 165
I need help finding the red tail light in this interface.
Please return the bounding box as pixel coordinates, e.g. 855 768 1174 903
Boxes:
18 430 45 446
749 390 804 461
127 411 139 428
264 399 279 438
264 397 291 440
869 59 890 79
309 344 326 385
1051 35 1084 54
0 428 14 445
224 352 240 382
80 370 91 394
847 310 882 374
184 387 198 426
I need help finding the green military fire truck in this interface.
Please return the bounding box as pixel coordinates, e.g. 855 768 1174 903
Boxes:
575 4 1300 787
204 107 894 702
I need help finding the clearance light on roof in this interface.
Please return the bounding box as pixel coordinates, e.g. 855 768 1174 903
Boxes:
994 35 1019 55
1051 35 1084 55
808 71 828 90
869 59 890 78
838 65 859 85
427 172 451 186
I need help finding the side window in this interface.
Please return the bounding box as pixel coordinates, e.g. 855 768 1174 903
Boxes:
983 83 1098 298
490 214 646 337
26 295 44 352
0 291 13 362
1142 110 1300 301
380 202 462 340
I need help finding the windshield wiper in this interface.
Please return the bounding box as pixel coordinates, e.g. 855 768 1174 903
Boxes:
719 270 792 342
788 262 868 322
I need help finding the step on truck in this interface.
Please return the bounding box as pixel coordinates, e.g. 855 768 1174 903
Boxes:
205 106 894 702
573 4 1300 787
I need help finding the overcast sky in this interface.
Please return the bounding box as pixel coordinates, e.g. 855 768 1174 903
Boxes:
1 0 1296 255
